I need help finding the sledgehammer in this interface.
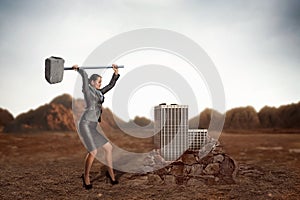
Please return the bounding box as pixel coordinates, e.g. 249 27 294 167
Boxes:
45 56 124 84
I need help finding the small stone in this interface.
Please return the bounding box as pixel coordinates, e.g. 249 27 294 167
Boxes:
205 175 216 185
219 156 236 176
155 167 168 176
268 193 273 197
128 176 148 186
198 138 218 159
176 176 188 185
187 178 205 186
203 163 220 175
164 175 176 185
119 173 136 181
147 174 163 185
170 164 184 176
213 154 224 163
144 157 154 166
184 165 192 175
190 164 203 176
154 155 165 165
181 153 198 165
212 147 223 154
194 175 216 185
97 193 103 197
141 166 153 173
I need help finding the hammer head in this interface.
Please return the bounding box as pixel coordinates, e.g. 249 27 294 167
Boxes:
45 56 65 84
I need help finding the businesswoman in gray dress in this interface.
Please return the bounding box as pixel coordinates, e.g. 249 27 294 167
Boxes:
72 64 119 190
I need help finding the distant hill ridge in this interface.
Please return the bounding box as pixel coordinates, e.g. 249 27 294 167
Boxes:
190 102 300 130
1 94 299 133
3 94 75 133
0 108 14 132
2 94 128 133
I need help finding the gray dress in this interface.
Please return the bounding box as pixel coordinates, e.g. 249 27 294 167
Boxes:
78 68 120 152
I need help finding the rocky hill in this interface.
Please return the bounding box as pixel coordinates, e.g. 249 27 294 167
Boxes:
1 93 299 133
4 94 75 133
122 116 154 128
189 108 224 130
224 106 260 130
258 102 300 129
189 102 300 130
0 108 14 131
3 94 127 133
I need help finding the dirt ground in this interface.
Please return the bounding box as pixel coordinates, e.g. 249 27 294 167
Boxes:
0 130 300 200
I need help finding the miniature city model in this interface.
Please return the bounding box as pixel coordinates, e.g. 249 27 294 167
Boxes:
154 103 208 161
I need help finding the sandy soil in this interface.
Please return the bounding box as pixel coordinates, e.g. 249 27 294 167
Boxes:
0 130 300 200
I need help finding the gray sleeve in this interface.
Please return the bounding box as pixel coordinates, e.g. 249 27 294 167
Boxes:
78 68 89 93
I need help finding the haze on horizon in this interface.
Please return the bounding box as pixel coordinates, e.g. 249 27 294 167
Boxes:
0 0 299 122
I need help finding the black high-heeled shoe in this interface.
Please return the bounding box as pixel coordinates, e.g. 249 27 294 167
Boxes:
105 171 119 185
81 174 93 190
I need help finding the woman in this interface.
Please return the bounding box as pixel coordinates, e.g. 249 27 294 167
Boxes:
72 64 120 190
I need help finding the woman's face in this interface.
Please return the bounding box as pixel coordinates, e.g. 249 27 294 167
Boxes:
91 77 102 90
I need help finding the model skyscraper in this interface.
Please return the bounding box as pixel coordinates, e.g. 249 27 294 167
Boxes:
154 103 208 161
154 104 189 161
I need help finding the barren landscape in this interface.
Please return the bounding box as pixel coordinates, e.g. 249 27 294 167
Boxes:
1 95 300 199
1 0 300 198
1 130 300 200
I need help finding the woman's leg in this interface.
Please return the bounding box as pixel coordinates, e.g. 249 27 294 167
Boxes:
84 149 97 184
102 142 115 181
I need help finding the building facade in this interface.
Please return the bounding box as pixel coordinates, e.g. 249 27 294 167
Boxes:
188 129 208 151
154 104 189 161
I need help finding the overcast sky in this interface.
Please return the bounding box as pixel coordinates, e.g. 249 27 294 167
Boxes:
0 0 299 121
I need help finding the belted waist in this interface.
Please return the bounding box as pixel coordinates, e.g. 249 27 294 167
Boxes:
86 105 100 110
